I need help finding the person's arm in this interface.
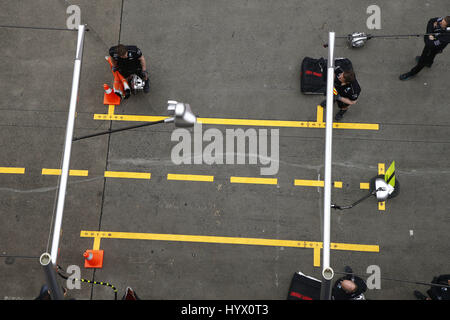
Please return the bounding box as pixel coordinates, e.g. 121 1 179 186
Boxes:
338 83 360 106
434 274 450 284
426 18 439 44
427 18 438 33
433 30 450 48
353 276 367 295
139 55 148 79
139 55 147 71
337 96 357 105
109 47 119 71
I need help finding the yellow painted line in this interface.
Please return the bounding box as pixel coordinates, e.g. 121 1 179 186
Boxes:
330 242 379 252
108 105 115 115
80 231 379 254
314 248 321 267
378 163 385 175
93 112 379 130
308 121 326 128
199 118 309 128
360 182 370 190
104 171 151 180
167 174 214 182
230 176 278 185
294 179 343 188
0 167 25 174
333 122 379 130
80 231 320 248
316 105 324 123
295 179 324 187
42 168 89 176
334 181 343 188
94 114 167 122
93 237 101 250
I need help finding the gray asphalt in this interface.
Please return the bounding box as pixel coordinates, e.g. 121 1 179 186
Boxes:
0 0 449 300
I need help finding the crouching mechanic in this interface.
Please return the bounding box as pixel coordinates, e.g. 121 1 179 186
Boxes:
109 44 150 95
319 68 361 121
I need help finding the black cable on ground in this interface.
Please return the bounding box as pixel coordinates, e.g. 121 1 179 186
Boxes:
57 265 118 300
334 270 450 289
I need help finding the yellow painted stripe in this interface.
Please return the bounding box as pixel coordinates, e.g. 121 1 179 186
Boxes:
378 163 385 175
94 112 379 130
308 121 326 128
42 169 89 176
167 174 214 182
360 182 370 190
94 114 167 122
230 176 278 185
95 114 308 128
333 122 379 130
0 167 25 174
80 230 379 253
198 118 309 128
93 237 101 250
316 105 324 123
104 171 151 179
313 248 321 267
334 181 343 188
70 170 88 176
330 242 379 252
42 169 60 175
295 179 324 187
294 179 343 188
108 105 115 115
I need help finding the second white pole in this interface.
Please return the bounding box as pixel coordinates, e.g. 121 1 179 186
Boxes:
321 31 336 298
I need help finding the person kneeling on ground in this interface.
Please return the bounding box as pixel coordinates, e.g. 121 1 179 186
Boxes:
319 69 361 121
109 44 150 93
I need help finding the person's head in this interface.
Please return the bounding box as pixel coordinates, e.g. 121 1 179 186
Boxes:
338 70 355 84
340 280 357 293
117 44 128 58
441 16 450 28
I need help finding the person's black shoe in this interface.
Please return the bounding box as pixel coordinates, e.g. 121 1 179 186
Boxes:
143 79 150 93
414 290 427 300
124 89 131 99
334 110 346 121
399 72 414 81
318 100 326 109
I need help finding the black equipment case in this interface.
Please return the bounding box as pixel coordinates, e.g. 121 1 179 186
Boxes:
287 272 321 300
300 57 353 94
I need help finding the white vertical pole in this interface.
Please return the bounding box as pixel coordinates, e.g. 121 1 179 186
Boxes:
321 31 335 300
50 25 86 265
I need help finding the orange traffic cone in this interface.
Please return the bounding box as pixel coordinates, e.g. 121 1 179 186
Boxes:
103 84 121 105
83 249 104 269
